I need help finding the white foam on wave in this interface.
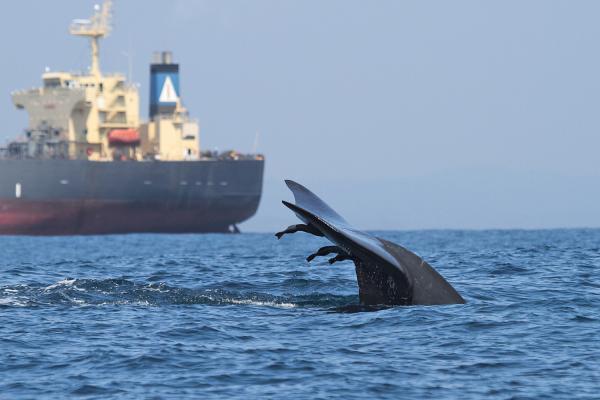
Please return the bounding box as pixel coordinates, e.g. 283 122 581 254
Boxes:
0 296 28 307
44 278 77 291
55 291 86 305
228 298 296 309
110 300 153 307
144 285 170 293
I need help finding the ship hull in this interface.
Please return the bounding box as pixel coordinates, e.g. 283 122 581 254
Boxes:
0 159 264 235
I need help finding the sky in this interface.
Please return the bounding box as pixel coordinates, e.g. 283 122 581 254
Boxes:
1 0 599 231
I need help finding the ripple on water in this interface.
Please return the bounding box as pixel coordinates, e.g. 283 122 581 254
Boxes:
0 230 599 399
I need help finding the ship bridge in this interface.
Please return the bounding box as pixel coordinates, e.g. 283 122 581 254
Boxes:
9 0 203 162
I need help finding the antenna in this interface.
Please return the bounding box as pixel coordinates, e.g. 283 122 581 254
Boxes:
253 131 260 154
121 49 133 83
69 0 113 78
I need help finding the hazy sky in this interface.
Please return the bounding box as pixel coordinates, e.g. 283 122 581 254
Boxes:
1 1 599 231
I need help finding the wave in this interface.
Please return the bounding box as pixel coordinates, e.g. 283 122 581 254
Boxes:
0 278 357 310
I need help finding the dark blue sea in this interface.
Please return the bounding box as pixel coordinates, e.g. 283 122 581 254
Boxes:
1 230 599 399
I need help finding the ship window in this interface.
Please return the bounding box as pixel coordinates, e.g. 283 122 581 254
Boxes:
112 112 126 123
44 78 61 88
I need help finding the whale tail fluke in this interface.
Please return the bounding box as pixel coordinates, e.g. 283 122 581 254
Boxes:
277 179 466 306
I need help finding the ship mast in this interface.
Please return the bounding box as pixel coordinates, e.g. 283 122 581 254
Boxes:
69 1 113 79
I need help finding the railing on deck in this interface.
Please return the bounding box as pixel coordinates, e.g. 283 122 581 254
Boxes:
200 150 265 161
0 141 103 160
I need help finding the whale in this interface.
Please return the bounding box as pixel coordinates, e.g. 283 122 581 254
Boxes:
276 180 465 306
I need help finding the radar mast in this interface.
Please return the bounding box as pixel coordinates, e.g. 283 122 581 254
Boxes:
69 0 113 79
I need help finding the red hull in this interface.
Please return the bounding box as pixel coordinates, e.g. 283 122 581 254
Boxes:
0 200 251 235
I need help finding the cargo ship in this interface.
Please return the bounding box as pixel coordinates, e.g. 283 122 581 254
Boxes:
0 1 264 235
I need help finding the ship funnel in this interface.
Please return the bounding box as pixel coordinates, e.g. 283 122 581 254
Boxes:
153 51 173 64
149 51 180 119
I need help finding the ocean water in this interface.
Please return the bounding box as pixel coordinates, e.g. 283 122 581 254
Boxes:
1 229 599 399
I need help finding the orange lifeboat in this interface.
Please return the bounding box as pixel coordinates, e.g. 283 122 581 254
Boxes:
108 129 140 146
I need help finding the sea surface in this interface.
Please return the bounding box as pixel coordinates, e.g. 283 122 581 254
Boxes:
1 230 599 399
